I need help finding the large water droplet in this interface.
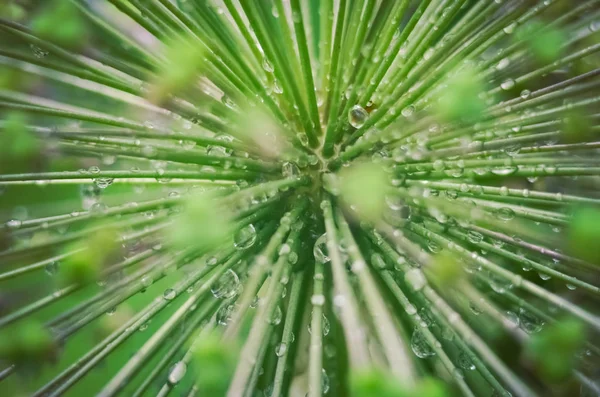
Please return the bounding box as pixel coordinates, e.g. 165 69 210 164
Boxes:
411 328 435 358
163 288 176 300
270 305 282 325
275 342 287 357
93 177 114 189
211 269 241 299
313 234 330 263
518 308 543 333
281 161 300 178
234 224 257 250
348 105 369 129
168 361 187 384
458 350 476 370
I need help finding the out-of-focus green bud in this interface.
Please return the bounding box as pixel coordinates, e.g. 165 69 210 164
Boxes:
149 35 205 104
0 2 26 21
351 368 448 397
561 110 595 144
96 306 135 341
525 317 585 381
516 21 566 64
170 192 233 253
435 65 486 124
1 112 40 158
0 320 56 364
339 162 388 223
31 0 88 49
567 207 600 265
0 112 42 173
429 251 463 287
192 332 237 395
232 106 291 159
60 225 120 285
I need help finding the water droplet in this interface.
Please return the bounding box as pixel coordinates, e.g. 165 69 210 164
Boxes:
311 294 325 306
45 261 58 276
322 368 330 394
469 301 483 315
163 288 176 300
207 145 231 157
288 252 298 265
217 304 234 325
467 230 484 244
281 161 300 178
405 268 427 291
6 219 22 229
458 351 476 370
93 177 114 189
262 57 274 73
518 308 543 333
168 361 187 384
234 224 257 250
501 78 515 90
275 342 287 357
211 269 241 299
411 328 435 358
520 89 531 99
348 105 369 129
313 234 330 263
270 305 282 325
495 207 515 221
488 273 512 294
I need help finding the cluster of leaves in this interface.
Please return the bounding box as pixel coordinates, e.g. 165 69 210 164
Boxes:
0 0 599 397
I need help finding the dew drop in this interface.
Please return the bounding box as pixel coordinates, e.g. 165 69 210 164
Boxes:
501 78 515 90
313 234 330 263
168 361 187 384
518 308 543 333
281 161 300 178
211 269 241 299
275 342 287 357
411 328 435 358
234 224 257 250
348 105 369 129
93 177 114 189
458 351 476 370
270 305 282 325
163 288 176 300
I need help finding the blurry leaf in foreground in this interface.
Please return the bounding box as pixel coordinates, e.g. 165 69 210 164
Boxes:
566 207 600 265
192 332 237 395
60 225 120 285
516 21 567 64
31 0 88 49
0 2 26 21
339 162 388 223
351 368 447 397
148 35 205 104
0 320 56 365
170 192 233 253
429 251 464 287
525 317 586 381
561 110 595 144
232 106 292 159
434 64 486 124
1 112 40 158
0 112 42 173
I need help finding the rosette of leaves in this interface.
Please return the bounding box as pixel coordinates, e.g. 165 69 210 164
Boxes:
1 0 600 396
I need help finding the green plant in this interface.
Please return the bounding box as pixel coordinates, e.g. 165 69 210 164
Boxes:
0 0 599 396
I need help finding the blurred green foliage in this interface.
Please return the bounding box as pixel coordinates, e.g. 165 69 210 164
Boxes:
525 317 586 381
31 0 88 49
